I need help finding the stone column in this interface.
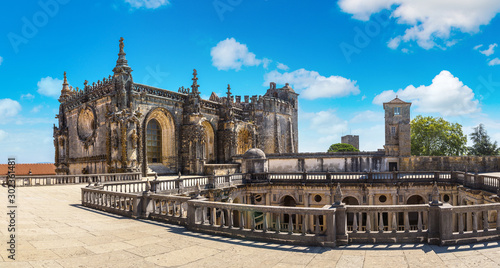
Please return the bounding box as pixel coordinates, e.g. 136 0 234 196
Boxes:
466 201 473 231
389 193 398 230
368 193 375 232
265 193 272 230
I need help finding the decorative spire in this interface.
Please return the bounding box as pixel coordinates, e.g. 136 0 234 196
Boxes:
226 84 231 99
191 69 199 95
119 37 125 55
59 71 71 103
113 37 132 75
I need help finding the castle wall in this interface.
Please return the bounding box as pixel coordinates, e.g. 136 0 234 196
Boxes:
265 153 387 172
262 154 500 173
399 156 500 172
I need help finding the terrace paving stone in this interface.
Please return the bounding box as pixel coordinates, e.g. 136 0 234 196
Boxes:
1 184 500 267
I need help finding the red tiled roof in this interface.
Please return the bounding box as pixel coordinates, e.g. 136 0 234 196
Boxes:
0 163 56 176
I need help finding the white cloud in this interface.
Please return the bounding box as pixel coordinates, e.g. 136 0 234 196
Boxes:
387 37 401 49
299 110 349 152
373 70 479 116
0 130 7 141
0 56 3 66
21 93 35 100
339 0 500 49
264 69 360 100
488 58 500 66
262 58 271 69
277 62 289 71
474 44 483 50
310 110 349 134
211 38 265 71
31 105 44 113
37 77 63 98
125 0 169 9
480 43 498 56
350 110 384 123
0 99 22 118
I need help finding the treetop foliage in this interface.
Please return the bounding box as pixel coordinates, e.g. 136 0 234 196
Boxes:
410 115 467 156
468 124 499 156
327 143 359 153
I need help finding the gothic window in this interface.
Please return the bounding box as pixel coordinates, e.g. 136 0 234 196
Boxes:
394 107 401 115
391 126 396 135
147 119 162 163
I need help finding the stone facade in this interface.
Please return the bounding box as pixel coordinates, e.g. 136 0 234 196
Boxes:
53 38 298 175
341 135 359 150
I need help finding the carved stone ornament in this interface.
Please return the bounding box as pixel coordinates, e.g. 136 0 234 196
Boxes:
77 106 97 148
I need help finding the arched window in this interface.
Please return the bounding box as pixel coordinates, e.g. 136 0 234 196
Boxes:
147 119 162 163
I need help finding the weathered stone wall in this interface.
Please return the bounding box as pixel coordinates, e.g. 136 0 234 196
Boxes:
264 153 387 172
260 154 500 173
399 156 500 172
65 96 112 174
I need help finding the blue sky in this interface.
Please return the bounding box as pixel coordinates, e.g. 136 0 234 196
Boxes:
2 0 500 163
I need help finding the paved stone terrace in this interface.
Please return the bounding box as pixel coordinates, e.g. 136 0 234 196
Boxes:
1 184 500 267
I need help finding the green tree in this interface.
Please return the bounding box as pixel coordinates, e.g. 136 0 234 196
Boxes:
327 143 359 153
411 115 467 156
468 124 499 156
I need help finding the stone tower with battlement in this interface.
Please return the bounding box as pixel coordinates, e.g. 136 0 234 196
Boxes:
383 97 411 157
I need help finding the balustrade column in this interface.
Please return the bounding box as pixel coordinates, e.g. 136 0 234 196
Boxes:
389 193 397 230
265 193 272 231
466 202 473 232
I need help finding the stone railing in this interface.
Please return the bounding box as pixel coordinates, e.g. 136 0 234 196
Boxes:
102 174 243 194
440 203 500 245
148 194 191 226
187 200 336 247
81 188 141 218
345 204 430 244
246 171 499 194
10 172 141 187
81 171 500 247
133 83 186 102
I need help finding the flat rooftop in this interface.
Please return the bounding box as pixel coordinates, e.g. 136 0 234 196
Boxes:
1 184 500 267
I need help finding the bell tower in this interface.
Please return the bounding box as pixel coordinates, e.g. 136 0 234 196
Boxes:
383 96 411 157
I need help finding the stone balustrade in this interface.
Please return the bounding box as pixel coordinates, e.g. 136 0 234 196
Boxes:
246 171 496 192
80 170 500 247
101 174 242 194
148 194 191 226
187 200 336 247
81 188 141 218
9 172 141 187
345 204 430 244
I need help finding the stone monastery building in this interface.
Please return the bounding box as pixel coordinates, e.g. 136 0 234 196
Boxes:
55 38 500 176
53 38 298 175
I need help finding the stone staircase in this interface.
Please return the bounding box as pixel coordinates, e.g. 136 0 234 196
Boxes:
147 164 175 175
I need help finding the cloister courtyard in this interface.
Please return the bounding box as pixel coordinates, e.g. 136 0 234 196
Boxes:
2 180 500 268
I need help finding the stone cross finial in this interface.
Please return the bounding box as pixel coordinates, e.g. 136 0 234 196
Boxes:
119 37 125 54
191 69 199 94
